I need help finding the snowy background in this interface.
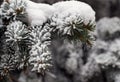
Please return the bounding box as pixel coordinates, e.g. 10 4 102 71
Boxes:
0 0 120 82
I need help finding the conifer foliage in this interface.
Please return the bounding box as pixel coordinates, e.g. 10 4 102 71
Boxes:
0 0 96 76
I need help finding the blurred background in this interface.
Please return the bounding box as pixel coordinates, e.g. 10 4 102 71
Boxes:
1 0 120 82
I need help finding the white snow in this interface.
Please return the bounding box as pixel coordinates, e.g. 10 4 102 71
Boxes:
26 0 55 26
51 1 95 36
4 0 95 27
66 52 79 72
8 0 55 26
52 1 95 25
95 52 117 67
97 17 120 38
81 59 100 82
26 8 47 26
92 39 120 68
29 25 51 72
92 39 109 52
109 39 120 53
5 21 28 42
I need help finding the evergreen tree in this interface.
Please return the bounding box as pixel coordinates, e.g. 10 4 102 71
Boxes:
0 0 95 81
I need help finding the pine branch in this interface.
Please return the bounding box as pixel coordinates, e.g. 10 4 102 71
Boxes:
29 24 52 73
